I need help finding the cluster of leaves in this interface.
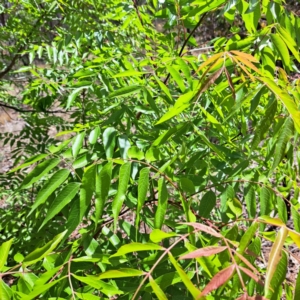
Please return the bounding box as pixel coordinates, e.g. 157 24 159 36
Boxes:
0 0 300 299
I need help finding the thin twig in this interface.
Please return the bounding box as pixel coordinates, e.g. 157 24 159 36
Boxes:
0 102 77 114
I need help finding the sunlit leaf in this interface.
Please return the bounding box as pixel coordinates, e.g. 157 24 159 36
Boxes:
39 183 81 230
136 167 150 227
149 275 168 300
0 239 13 271
264 226 288 295
28 169 70 216
110 243 164 257
19 158 60 190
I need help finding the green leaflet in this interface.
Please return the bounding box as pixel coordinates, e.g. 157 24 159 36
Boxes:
264 226 288 296
179 177 195 195
112 70 146 78
166 65 186 93
20 158 60 190
154 76 173 104
176 58 193 87
28 169 70 216
94 162 113 226
112 162 131 231
72 132 85 159
23 230 67 266
97 268 144 279
251 100 277 151
72 274 123 297
144 271 194 293
67 87 87 109
150 229 177 243
154 178 168 230
62 199 80 245
198 191 216 218
39 183 81 230
0 280 13 300
266 246 288 299
294 269 300 300
149 276 168 300
277 197 288 224
143 88 160 115
245 185 256 219
292 206 300 233
110 242 164 257
0 238 13 271
258 77 300 133
152 123 187 147
193 125 226 160
9 153 48 173
128 146 144 160
190 0 227 17
236 221 258 258
240 0 261 33
88 126 100 145
168 252 201 298
260 187 272 217
156 91 194 124
109 85 141 98
103 127 117 159
27 278 63 299
276 25 300 62
80 165 96 219
118 134 131 159
271 34 290 69
271 117 294 171
135 167 150 228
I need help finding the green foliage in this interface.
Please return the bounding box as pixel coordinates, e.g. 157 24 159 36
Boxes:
0 0 300 299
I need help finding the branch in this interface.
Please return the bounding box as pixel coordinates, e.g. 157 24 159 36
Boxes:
0 102 76 114
0 5 52 79
163 12 207 85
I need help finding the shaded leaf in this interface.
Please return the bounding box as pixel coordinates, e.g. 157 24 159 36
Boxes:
198 191 216 218
154 178 168 229
112 162 131 231
80 165 96 219
136 167 150 227
95 162 113 225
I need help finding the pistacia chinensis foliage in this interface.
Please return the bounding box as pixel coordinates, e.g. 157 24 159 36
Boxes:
1 0 300 299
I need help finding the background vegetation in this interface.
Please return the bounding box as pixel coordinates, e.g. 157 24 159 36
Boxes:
0 0 300 299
